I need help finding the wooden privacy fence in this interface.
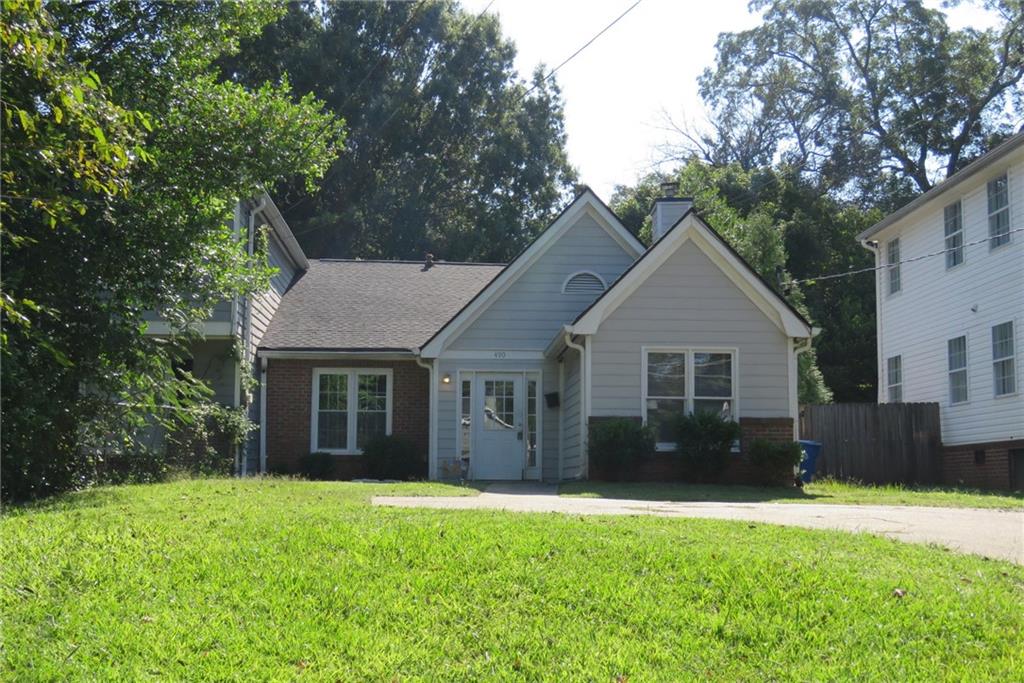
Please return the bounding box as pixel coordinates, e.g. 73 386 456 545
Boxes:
799 403 942 485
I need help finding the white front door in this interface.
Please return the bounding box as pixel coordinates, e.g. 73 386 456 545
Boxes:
472 374 524 480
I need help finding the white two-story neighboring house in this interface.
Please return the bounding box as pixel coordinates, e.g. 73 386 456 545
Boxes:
858 132 1024 490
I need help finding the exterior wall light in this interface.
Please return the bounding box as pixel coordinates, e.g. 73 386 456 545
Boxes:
442 373 451 384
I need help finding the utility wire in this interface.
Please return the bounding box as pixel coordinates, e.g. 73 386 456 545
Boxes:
522 0 644 99
786 227 1024 286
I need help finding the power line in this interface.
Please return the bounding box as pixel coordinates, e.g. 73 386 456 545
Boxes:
522 0 644 99
787 227 1024 286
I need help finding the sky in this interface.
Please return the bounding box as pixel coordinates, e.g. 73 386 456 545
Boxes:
461 0 1003 199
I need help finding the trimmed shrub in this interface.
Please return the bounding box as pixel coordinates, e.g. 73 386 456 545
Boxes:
748 438 804 486
362 434 423 480
588 418 655 478
673 411 741 479
298 452 339 480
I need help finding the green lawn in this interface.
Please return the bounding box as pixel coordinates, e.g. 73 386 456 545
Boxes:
3 480 1022 680
561 478 1024 510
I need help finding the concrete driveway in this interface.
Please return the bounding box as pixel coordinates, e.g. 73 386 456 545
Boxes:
373 483 1024 564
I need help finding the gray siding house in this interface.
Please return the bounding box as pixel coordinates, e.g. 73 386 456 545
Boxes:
254 188 814 481
143 193 307 474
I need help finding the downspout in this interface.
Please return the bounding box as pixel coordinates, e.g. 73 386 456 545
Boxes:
259 355 268 475
414 355 436 480
239 196 267 476
860 239 883 403
229 204 242 475
792 334 815 441
563 329 587 480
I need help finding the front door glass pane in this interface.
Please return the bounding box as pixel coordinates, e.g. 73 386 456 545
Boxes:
484 380 515 430
526 379 538 467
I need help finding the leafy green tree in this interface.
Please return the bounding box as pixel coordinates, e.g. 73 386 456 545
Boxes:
220 0 577 261
1 0 342 500
690 0 1024 197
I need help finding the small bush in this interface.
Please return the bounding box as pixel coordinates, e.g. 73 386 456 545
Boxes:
588 418 655 478
362 435 423 480
299 452 339 480
748 438 804 485
673 411 741 479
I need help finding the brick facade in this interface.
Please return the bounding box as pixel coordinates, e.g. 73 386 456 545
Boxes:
588 415 795 484
265 358 429 477
942 440 1022 490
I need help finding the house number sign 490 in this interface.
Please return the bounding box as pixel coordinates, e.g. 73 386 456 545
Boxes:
493 351 507 359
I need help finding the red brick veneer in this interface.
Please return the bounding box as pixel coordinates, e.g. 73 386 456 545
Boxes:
264 358 429 476
942 440 1020 490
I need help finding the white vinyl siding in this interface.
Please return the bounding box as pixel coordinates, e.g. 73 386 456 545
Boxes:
987 173 1010 249
886 238 901 294
589 239 791 420
944 200 964 268
992 322 1016 397
887 355 903 403
947 336 968 404
448 213 634 351
310 368 392 454
874 152 1023 445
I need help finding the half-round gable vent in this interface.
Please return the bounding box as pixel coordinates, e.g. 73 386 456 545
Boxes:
562 271 606 294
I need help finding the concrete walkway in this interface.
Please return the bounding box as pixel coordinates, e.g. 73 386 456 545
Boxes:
373 483 1024 564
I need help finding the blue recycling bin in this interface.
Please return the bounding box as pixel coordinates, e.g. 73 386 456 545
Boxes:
798 440 823 483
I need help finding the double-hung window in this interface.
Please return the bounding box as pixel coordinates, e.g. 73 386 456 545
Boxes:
886 355 903 403
311 368 392 453
643 348 736 450
992 322 1016 397
944 201 964 268
947 336 968 404
886 238 901 294
987 174 1010 249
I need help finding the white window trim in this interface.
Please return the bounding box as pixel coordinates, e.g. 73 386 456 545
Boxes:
640 346 740 451
991 321 1017 398
947 335 969 406
561 270 607 294
886 238 901 295
943 199 965 269
987 172 1011 250
886 355 903 403
310 367 393 454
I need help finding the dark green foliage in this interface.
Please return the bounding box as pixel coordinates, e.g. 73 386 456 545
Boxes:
673 412 742 479
588 418 655 478
298 453 340 481
747 439 804 486
362 435 424 481
220 0 577 261
1 0 340 501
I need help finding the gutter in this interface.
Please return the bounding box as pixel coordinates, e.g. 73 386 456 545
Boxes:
859 238 884 403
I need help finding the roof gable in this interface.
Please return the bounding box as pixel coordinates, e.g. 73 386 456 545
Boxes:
572 211 813 338
857 131 1024 241
418 188 644 356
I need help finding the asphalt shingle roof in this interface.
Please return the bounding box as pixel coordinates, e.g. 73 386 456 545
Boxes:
259 259 505 351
